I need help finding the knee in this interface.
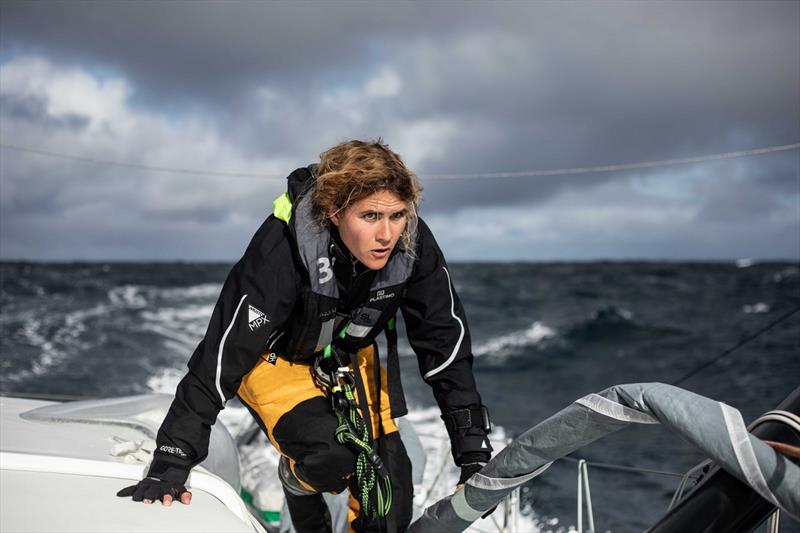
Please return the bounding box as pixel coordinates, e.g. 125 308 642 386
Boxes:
296 445 356 492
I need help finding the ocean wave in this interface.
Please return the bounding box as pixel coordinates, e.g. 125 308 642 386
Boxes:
474 322 557 357
19 315 61 378
8 304 110 382
141 304 213 324
139 305 212 349
157 283 222 301
564 305 638 342
772 266 799 284
107 283 221 310
107 285 149 308
139 321 203 351
146 366 185 394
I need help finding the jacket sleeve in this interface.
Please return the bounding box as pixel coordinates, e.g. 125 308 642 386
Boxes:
148 218 298 483
400 219 492 466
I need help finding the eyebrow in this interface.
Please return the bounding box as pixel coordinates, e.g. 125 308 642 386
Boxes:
358 208 407 216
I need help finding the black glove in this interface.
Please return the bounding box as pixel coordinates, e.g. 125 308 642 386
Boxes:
117 477 189 502
458 452 496 517
458 462 484 485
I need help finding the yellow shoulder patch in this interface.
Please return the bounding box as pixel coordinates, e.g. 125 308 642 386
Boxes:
272 192 292 223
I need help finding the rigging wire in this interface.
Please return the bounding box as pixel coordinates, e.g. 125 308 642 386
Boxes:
0 142 269 179
561 455 699 479
671 305 800 386
425 142 800 180
1 141 798 181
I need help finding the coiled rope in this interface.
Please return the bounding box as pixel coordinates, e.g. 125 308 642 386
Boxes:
317 344 392 519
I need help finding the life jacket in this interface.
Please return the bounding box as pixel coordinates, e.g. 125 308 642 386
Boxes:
270 166 416 416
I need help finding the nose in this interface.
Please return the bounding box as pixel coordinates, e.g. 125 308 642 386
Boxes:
376 218 391 244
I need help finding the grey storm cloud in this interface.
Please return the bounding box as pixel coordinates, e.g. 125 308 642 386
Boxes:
0 0 798 260
0 93 90 131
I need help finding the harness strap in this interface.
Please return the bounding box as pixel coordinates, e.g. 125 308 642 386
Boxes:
348 349 375 443
371 340 398 533
384 316 407 418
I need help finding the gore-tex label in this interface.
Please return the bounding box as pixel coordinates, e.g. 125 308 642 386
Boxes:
159 445 187 458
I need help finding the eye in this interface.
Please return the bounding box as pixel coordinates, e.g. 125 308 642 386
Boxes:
390 211 407 220
362 212 378 221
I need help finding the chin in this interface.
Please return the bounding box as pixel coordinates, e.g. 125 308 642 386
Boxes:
362 256 390 270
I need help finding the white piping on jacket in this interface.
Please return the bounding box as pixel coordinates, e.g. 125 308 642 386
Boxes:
216 294 248 406
423 267 465 380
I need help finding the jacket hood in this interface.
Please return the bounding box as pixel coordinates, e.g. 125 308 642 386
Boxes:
287 165 317 203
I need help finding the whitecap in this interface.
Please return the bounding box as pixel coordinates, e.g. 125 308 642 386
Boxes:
736 258 755 268
108 285 148 308
474 321 556 357
138 305 212 349
158 283 222 301
146 366 185 394
742 302 770 314
14 305 109 379
141 304 213 325
139 321 201 350
772 266 799 283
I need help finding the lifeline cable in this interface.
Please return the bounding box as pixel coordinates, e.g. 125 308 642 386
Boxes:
671 305 800 386
2 141 798 180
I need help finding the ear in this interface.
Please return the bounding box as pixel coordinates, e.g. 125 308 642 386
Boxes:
330 213 340 226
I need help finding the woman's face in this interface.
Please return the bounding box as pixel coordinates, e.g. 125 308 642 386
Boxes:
331 190 408 270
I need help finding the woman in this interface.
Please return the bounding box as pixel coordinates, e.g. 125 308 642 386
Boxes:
118 139 493 533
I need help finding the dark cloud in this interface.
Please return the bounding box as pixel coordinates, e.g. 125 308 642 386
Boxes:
0 93 90 131
1 0 797 260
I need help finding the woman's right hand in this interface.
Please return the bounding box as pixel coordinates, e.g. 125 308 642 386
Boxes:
117 477 192 506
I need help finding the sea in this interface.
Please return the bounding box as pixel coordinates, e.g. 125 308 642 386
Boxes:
1 260 798 532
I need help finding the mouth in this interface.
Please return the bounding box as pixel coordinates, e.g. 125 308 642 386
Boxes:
369 247 391 259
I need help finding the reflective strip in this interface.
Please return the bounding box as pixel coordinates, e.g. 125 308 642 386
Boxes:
575 394 658 424
423 267 465 379
216 294 248 406
315 318 335 351
451 487 483 522
720 402 778 506
346 323 372 338
267 330 285 350
467 462 553 491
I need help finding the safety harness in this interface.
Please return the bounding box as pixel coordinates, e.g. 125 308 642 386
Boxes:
313 323 394 520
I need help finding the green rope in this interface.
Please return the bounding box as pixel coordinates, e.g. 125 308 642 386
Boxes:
331 379 393 518
318 326 392 519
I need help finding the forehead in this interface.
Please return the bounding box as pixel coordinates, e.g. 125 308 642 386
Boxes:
350 190 405 212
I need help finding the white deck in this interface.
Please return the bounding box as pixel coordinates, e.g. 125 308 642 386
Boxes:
0 396 263 533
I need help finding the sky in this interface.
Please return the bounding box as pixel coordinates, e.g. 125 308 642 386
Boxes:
0 0 798 262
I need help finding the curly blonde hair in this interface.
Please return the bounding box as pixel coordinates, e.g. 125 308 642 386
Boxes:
311 139 422 252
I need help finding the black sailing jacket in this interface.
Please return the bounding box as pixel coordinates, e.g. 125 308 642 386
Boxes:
148 168 491 484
